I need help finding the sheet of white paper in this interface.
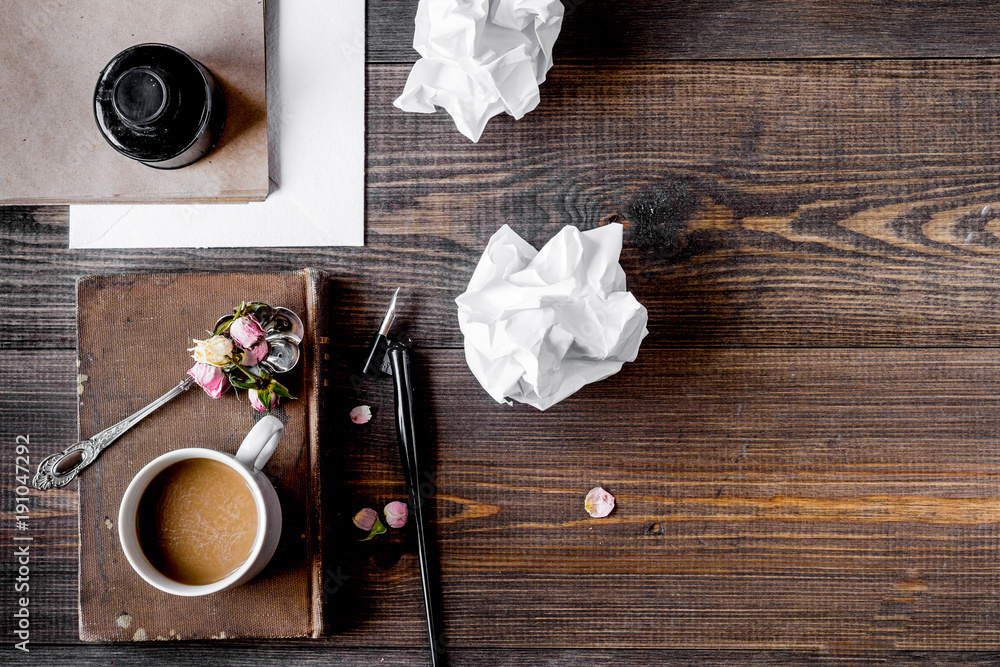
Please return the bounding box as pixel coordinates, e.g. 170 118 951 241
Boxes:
456 223 649 411
394 0 564 142
69 0 365 248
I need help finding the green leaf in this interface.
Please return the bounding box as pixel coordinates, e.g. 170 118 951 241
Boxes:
258 389 273 412
269 380 296 401
360 517 387 541
229 375 255 390
213 316 235 336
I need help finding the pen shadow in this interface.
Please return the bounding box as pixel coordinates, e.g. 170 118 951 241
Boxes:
409 346 447 659
319 276 378 636
319 277 446 650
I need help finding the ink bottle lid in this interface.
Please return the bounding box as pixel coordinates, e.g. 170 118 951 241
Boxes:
94 43 226 170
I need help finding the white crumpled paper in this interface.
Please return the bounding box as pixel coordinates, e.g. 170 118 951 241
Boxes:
456 223 649 410
394 0 564 142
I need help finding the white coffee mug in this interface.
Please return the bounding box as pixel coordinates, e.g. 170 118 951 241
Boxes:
118 415 284 596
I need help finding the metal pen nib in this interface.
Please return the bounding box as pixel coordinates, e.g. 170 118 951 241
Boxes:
363 287 401 379
379 287 400 337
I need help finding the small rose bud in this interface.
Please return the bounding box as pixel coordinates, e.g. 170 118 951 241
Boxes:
584 486 615 518
249 388 277 413
229 315 266 349
384 501 408 528
187 362 230 399
352 507 378 531
189 335 234 367
350 405 372 424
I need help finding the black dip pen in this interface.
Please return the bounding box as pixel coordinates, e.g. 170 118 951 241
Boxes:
363 288 442 667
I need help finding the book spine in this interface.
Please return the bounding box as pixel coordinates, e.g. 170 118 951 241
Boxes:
304 268 327 638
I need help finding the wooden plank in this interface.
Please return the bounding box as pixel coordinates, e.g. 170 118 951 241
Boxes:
11 348 1000 649
9 61 1000 349
0 350 80 643
367 0 1000 63
330 346 1000 650
8 645 1000 667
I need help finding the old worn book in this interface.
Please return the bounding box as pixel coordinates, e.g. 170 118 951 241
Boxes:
77 271 326 640
0 0 268 204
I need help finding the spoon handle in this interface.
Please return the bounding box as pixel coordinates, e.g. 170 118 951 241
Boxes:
32 377 194 490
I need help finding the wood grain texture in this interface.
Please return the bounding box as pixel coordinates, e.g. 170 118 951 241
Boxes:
365 59 1000 348
367 0 1000 63
10 348 1000 650
0 351 80 643
326 347 1000 650
9 1 1000 661
10 61 1000 348
9 645 1000 667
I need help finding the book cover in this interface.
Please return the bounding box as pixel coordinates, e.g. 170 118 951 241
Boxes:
76 270 325 640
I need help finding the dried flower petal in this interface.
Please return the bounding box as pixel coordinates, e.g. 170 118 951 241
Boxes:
240 338 270 366
352 507 378 531
350 405 372 424
189 335 234 367
584 486 615 518
360 517 387 541
229 315 266 349
187 362 230 399
384 501 408 528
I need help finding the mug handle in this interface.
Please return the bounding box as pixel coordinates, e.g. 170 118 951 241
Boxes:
235 415 284 472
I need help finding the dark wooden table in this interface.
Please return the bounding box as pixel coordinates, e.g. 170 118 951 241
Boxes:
7 1 1000 664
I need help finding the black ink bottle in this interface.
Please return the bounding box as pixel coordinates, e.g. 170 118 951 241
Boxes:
94 44 226 169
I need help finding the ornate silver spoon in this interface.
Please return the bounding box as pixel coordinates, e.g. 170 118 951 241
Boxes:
32 378 195 490
32 305 304 490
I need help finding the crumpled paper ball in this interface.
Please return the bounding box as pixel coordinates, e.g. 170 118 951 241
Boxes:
456 223 649 410
394 0 565 142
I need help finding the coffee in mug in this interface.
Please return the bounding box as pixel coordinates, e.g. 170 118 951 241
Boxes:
119 415 284 596
136 458 259 586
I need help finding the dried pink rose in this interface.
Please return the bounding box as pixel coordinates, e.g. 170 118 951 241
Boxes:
350 405 372 424
584 487 615 518
187 362 230 399
249 388 277 412
384 501 408 528
353 508 378 531
229 315 266 349
240 338 270 366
